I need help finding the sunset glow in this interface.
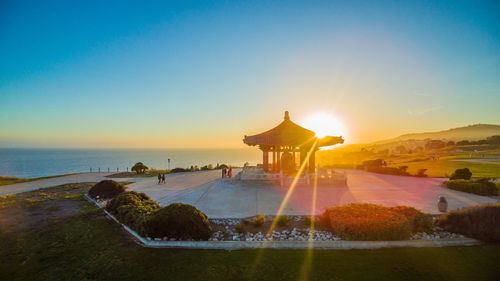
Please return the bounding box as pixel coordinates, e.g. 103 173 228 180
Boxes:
300 113 346 139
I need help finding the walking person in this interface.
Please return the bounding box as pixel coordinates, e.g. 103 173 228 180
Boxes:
162 173 166 184
158 173 161 184
228 167 232 178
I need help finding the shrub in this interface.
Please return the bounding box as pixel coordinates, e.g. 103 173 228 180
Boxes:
106 191 151 214
106 191 159 236
437 204 500 242
147 203 212 240
242 219 250 225
321 204 432 240
303 216 315 227
450 168 472 180
252 214 266 227
276 215 290 226
415 169 428 177
170 168 188 173
445 179 498 196
131 162 148 174
114 200 160 236
390 206 433 233
235 223 244 233
88 180 125 199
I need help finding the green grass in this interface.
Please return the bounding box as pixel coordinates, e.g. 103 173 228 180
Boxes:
1 184 499 281
0 173 77 186
390 159 500 178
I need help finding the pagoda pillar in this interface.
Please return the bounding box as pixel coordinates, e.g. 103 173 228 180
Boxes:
263 150 269 172
276 148 281 172
272 150 276 171
308 151 316 173
300 150 306 165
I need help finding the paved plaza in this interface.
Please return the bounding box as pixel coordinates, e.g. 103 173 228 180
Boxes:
126 169 497 217
2 169 497 217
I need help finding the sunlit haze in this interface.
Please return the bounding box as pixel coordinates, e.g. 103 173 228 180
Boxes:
1 1 499 148
299 113 346 140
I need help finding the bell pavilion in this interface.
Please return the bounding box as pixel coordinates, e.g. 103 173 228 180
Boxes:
243 111 344 174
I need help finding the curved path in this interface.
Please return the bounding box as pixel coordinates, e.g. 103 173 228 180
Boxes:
0 172 135 196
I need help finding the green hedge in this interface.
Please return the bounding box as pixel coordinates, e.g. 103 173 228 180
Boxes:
445 179 499 196
437 204 500 242
147 203 212 240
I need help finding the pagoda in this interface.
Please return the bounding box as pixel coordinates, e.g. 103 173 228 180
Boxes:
243 111 344 173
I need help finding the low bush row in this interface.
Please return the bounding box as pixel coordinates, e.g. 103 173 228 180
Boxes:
437 204 500 242
321 203 433 240
445 179 499 196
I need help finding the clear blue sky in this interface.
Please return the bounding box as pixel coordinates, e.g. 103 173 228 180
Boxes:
1 0 499 148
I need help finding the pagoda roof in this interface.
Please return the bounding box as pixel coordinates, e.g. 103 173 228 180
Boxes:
243 111 344 148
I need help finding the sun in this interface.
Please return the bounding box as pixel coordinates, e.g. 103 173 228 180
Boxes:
300 112 345 139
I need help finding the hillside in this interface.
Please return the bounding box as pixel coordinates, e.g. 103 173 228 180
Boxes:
381 124 500 143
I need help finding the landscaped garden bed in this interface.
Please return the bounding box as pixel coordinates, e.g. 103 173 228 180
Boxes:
87 180 480 244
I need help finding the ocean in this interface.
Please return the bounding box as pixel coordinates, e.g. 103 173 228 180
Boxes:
0 148 262 178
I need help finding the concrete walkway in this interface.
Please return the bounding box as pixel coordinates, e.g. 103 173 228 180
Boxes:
126 169 498 217
0 173 135 196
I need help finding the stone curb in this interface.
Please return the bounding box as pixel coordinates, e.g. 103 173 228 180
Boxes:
83 194 481 250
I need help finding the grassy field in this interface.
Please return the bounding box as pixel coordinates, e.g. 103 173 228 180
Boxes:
0 173 77 186
389 158 500 178
1 184 499 280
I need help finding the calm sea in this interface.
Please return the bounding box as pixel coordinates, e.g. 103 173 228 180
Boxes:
0 148 262 178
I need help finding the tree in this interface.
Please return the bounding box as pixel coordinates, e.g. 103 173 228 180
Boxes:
131 162 148 174
450 168 472 180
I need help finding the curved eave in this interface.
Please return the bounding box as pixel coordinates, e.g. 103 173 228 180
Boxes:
243 119 316 147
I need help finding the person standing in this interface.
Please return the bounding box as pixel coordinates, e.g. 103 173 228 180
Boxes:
162 173 166 184
228 167 232 178
157 173 161 184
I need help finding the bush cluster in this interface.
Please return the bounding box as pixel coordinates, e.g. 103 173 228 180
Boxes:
445 179 499 196
88 180 125 199
252 214 266 227
106 192 159 236
321 203 433 240
147 203 212 240
449 168 472 180
276 215 290 226
437 204 500 242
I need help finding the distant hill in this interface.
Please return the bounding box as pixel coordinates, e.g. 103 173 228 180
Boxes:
377 124 500 144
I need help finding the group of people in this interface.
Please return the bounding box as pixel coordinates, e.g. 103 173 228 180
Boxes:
221 167 232 178
157 173 166 184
